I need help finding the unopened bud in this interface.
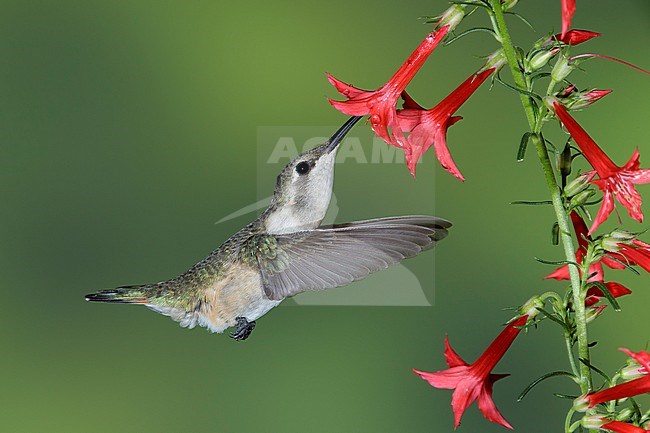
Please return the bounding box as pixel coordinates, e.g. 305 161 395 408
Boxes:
564 89 613 110
502 0 519 11
551 54 574 82
581 415 606 429
569 189 595 208
565 173 591 197
527 48 560 72
586 305 606 323
437 5 465 32
620 362 646 381
614 408 634 422
601 230 636 252
557 85 577 98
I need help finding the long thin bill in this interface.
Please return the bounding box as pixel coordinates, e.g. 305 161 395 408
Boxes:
326 116 363 153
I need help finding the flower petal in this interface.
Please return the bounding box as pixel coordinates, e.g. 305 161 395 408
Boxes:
477 376 514 429
588 186 615 234
561 0 577 38
412 366 469 390
450 377 482 428
444 336 468 368
619 348 650 373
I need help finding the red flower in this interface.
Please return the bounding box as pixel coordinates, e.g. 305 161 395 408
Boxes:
327 26 449 147
618 240 650 272
583 348 650 408
555 29 600 45
413 315 529 429
602 421 650 433
395 67 495 179
561 0 577 39
553 102 650 234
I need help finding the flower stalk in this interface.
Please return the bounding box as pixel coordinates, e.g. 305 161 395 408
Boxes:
488 0 592 395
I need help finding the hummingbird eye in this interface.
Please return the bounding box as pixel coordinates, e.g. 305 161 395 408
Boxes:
295 161 311 175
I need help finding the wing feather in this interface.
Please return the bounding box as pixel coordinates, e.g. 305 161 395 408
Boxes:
256 216 451 300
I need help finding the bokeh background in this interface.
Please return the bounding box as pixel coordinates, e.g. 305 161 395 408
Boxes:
1 1 648 432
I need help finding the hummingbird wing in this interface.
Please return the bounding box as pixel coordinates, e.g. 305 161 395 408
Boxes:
254 216 451 301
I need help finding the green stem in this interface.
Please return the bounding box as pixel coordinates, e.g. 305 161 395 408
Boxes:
564 331 579 377
488 0 592 394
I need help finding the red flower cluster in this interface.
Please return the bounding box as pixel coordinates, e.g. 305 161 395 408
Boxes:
545 212 633 307
413 315 530 429
328 25 498 178
575 348 650 409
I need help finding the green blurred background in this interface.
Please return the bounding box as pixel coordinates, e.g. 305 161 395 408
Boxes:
0 1 648 432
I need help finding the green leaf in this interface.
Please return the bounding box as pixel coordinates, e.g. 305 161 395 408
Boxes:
518 371 576 401
510 200 553 205
534 257 580 267
444 27 496 45
587 281 621 311
517 132 532 161
535 307 569 330
552 222 560 245
579 358 611 383
553 393 578 399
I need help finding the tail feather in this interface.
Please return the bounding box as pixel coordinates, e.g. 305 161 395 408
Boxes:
85 285 150 304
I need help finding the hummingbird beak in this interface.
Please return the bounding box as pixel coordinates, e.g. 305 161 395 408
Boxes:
326 116 363 153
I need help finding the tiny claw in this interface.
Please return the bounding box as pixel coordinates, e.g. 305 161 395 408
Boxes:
229 316 256 341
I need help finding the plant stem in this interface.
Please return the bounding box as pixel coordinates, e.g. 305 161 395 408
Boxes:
488 0 592 394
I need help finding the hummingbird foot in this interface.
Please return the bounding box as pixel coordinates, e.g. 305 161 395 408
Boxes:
229 316 256 341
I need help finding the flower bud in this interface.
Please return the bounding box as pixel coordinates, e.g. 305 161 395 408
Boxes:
581 415 606 429
437 5 465 32
557 85 577 98
569 189 595 209
586 305 606 323
564 173 592 197
620 361 646 381
502 0 519 11
527 48 560 72
614 408 634 422
520 296 544 318
601 230 637 252
573 395 590 412
568 89 613 109
551 54 574 82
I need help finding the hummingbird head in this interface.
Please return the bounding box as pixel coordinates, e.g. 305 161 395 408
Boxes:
263 116 362 234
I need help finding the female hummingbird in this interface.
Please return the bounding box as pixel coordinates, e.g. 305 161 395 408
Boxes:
86 116 451 340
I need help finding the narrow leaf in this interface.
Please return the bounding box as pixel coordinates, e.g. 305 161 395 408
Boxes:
518 371 576 401
517 132 532 161
587 281 621 311
510 200 553 205
552 222 560 245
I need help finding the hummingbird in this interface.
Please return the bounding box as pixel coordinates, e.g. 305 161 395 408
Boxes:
85 116 451 341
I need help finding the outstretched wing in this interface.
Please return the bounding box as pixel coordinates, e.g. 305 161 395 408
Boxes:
254 216 451 301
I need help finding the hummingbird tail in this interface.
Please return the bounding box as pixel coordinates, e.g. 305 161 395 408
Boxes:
85 285 150 304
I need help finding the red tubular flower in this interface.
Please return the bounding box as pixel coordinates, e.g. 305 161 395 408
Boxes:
555 29 600 45
545 212 632 305
602 421 650 433
618 240 650 272
553 102 650 234
561 0 577 38
327 26 449 147
583 348 650 408
395 67 495 179
412 315 529 429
